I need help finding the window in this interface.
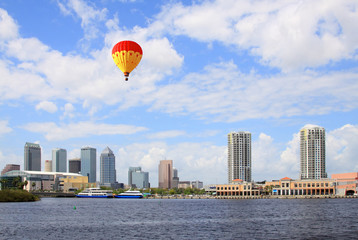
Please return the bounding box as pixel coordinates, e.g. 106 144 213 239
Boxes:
299 183 302 187
308 183 311 187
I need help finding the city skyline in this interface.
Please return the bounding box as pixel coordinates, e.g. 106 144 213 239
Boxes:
1 1 358 187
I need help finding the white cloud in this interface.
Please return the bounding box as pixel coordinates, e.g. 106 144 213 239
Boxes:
147 130 186 139
57 0 108 49
0 120 12 136
326 124 358 174
21 121 148 141
0 9 18 41
35 101 58 113
153 0 358 71
63 103 75 118
148 61 358 122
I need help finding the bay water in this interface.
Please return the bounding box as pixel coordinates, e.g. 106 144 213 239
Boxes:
1 197 358 239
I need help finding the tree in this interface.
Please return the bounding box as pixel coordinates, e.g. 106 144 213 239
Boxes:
32 182 36 191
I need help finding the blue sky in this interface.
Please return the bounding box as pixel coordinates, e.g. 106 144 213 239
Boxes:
0 0 358 187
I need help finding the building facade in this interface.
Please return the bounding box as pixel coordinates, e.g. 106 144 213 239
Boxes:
128 167 149 189
300 125 327 180
69 158 81 173
100 147 116 187
44 160 52 172
24 142 41 171
52 148 67 173
81 147 97 183
158 160 173 189
228 131 251 183
1 164 20 175
172 168 179 188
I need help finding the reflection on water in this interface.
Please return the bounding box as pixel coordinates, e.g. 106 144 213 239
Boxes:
1 198 358 239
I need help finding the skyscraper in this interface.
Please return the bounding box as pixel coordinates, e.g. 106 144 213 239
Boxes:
100 147 116 187
24 142 41 171
158 160 173 189
52 148 67 172
81 147 96 183
128 167 149 189
1 164 20 175
172 168 179 188
300 125 327 180
69 158 81 174
228 131 251 183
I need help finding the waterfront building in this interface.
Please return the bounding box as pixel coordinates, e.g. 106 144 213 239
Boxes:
331 172 358 196
52 148 67 173
69 158 81 174
24 142 41 171
81 147 96 183
158 160 173 189
216 181 261 197
44 160 52 172
128 167 149 189
1 164 20 175
228 131 252 183
266 177 335 196
0 170 84 191
100 147 116 187
59 175 96 192
172 168 179 188
300 125 327 180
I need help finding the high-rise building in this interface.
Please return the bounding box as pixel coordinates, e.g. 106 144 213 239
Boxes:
44 160 52 172
69 158 81 174
1 164 20 175
172 168 179 188
100 147 116 187
158 160 173 189
300 125 327 180
228 131 251 183
128 167 141 187
52 148 67 172
24 142 41 171
81 147 96 183
128 167 149 189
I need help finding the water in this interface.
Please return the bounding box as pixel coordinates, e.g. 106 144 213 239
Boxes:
1 198 358 239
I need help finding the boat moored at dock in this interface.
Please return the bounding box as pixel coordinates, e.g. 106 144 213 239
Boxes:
76 188 114 198
115 190 143 198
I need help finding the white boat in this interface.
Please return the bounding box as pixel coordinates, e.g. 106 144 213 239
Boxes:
115 190 143 198
76 188 113 198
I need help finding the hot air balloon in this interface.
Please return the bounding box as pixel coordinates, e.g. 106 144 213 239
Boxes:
112 40 143 81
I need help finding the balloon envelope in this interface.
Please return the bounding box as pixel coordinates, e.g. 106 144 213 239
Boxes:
112 40 143 80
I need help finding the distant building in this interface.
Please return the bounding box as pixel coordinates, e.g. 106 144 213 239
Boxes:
172 168 179 188
191 180 203 189
52 148 67 173
81 147 96 183
128 167 149 189
69 158 81 174
300 125 327 180
44 160 52 172
24 142 41 171
158 160 173 189
1 164 20 175
100 147 116 187
228 131 251 183
178 181 191 189
128 167 141 187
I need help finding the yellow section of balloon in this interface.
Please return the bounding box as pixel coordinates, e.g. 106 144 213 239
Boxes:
112 50 143 76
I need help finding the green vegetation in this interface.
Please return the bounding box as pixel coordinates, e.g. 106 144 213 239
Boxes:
0 189 39 202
